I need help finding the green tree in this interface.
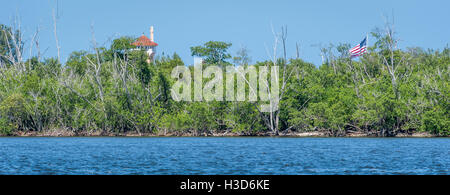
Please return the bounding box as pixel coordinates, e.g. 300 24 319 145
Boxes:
190 41 232 66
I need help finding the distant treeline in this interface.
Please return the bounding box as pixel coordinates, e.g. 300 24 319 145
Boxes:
0 24 448 136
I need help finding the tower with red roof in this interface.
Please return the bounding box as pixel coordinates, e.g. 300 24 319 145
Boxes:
131 26 158 62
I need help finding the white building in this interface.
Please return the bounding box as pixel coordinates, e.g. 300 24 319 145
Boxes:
131 26 158 62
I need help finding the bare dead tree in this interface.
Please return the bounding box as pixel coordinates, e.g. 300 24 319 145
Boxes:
320 44 338 74
3 16 25 72
249 25 296 135
114 52 132 109
86 24 105 102
52 8 61 64
347 59 362 98
35 25 41 62
28 84 44 132
28 26 41 71
59 71 97 109
380 15 410 100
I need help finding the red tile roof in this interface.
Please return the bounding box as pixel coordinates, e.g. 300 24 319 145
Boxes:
131 35 158 47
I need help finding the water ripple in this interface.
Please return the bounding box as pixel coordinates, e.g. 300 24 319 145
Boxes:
0 137 449 175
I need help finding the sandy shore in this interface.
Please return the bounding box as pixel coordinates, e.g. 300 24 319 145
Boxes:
4 129 443 137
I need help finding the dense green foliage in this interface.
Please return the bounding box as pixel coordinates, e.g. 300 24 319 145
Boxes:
0 24 448 136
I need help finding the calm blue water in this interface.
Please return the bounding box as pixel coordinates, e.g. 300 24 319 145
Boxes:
0 137 448 175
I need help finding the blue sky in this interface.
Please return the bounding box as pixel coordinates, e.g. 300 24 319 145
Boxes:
1 0 449 65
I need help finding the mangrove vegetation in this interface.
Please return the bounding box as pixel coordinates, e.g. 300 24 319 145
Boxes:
0 23 448 137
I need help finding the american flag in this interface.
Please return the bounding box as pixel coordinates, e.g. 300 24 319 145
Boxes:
349 37 368 57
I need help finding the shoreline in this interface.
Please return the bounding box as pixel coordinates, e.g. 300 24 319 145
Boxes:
3 130 446 138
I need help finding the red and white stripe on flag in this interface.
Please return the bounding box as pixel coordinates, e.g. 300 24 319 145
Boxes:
349 45 367 57
349 37 368 57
